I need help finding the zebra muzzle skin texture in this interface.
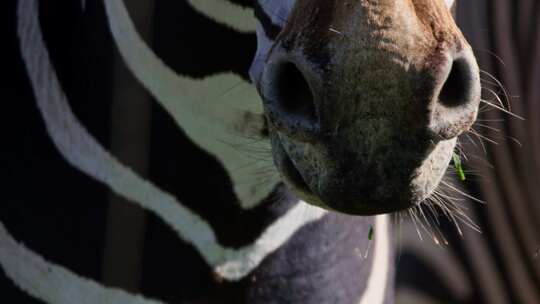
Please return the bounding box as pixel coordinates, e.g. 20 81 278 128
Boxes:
255 0 480 215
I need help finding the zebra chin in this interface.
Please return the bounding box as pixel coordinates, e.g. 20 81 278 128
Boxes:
270 131 457 216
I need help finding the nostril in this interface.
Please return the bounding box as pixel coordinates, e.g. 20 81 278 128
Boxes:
438 57 473 107
267 61 317 122
429 52 481 140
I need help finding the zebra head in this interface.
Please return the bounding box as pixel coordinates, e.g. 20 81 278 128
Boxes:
251 0 480 215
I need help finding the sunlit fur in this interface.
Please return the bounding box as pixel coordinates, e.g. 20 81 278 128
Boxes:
254 0 482 215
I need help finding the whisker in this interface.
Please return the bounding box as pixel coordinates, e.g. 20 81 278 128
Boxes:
472 124 523 147
437 195 482 233
476 118 505 122
480 99 524 120
418 203 446 245
441 181 485 204
479 69 512 111
462 132 480 150
473 49 506 67
480 78 503 91
433 190 467 202
482 86 507 109
430 192 464 237
468 131 488 153
474 122 501 133
408 209 423 241
468 154 495 169
454 141 469 161
469 128 499 145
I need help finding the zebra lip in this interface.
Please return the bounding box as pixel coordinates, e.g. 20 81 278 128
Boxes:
280 151 314 196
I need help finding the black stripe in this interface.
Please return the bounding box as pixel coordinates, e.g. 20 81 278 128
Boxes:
253 1 282 40
153 0 256 80
227 0 253 8
0 2 112 302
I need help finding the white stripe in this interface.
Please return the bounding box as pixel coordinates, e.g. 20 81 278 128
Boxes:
215 203 327 278
12 0 327 286
249 23 274 83
358 215 390 304
445 0 455 9
0 222 164 304
186 0 256 33
104 0 277 209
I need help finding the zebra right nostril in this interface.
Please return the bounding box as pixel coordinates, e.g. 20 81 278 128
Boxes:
262 60 319 140
438 57 474 108
429 50 481 140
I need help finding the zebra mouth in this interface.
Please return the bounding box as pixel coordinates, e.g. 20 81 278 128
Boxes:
269 119 459 215
271 136 327 207
281 150 313 196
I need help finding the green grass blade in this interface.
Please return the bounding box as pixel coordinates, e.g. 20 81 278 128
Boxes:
453 153 466 181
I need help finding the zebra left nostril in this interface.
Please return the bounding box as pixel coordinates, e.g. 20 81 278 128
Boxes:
270 61 317 122
261 58 320 141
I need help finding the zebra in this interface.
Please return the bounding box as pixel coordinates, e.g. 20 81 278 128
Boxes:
1 0 516 304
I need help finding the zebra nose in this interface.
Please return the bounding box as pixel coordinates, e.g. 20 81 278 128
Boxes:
260 59 319 142
429 49 481 140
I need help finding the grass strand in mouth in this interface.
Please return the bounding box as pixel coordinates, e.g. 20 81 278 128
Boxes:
452 152 466 181
368 225 374 241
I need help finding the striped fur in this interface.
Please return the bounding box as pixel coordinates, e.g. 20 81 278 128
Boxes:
1 0 390 303
2 1 536 304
